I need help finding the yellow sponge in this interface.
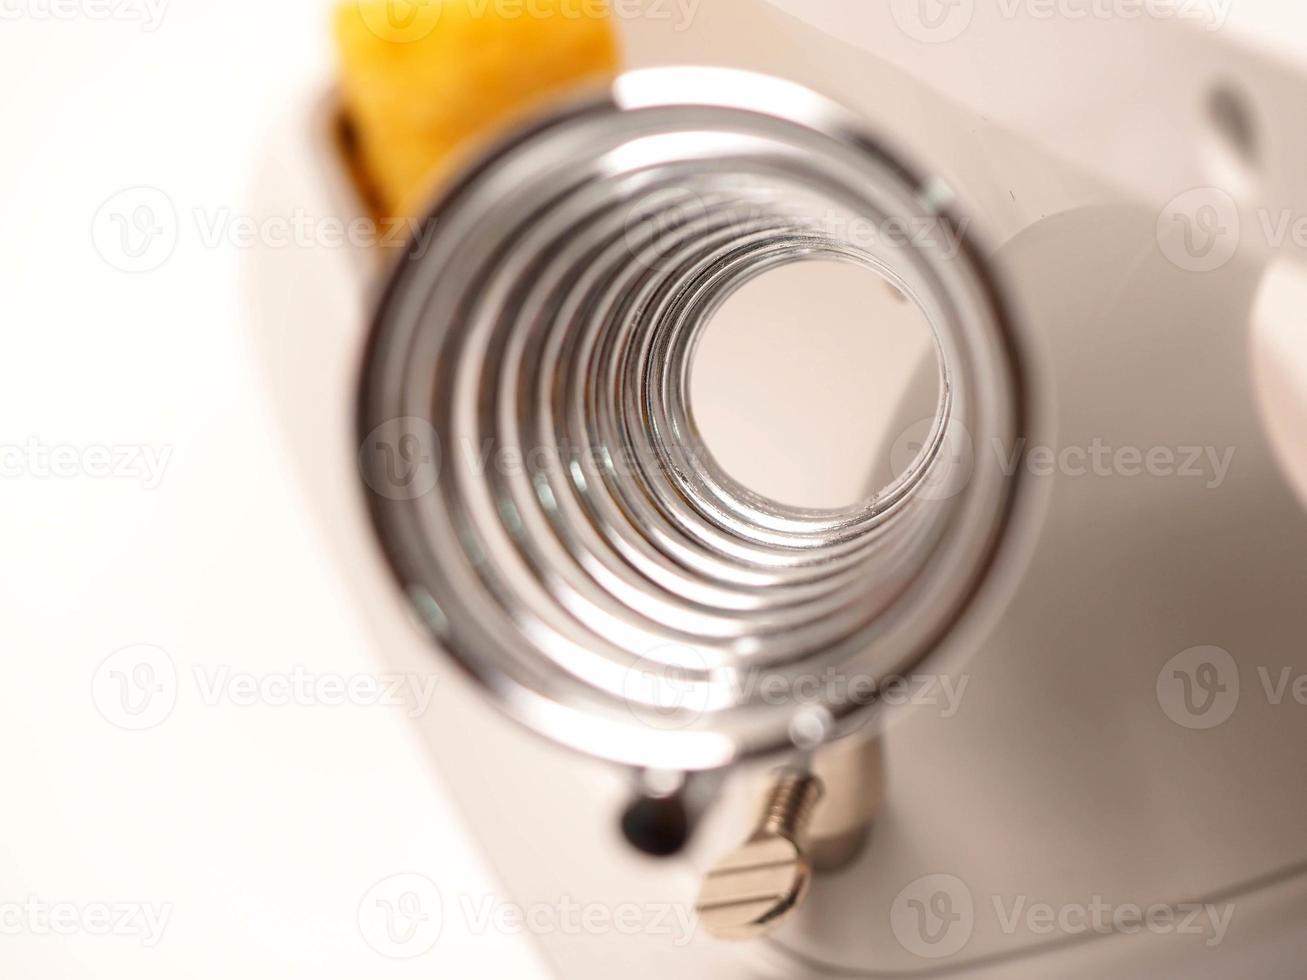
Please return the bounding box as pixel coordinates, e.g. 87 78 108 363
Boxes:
335 0 620 217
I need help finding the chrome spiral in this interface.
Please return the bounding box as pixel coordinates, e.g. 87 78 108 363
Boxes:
358 68 1029 770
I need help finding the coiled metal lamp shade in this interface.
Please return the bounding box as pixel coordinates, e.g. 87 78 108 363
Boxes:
357 68 1030 772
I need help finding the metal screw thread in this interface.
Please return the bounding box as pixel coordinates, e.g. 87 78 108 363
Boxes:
755 770 824 841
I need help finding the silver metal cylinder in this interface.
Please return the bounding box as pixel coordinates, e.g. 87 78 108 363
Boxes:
357 68 1030 772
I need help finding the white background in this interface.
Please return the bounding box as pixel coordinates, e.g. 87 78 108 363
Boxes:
0 1 547 975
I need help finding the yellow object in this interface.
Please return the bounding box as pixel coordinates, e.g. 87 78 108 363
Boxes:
335 0 620 217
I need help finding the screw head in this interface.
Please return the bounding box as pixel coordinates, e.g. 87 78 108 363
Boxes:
695 834 812 940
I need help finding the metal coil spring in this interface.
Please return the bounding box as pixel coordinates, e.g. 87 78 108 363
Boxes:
358 69 1028 770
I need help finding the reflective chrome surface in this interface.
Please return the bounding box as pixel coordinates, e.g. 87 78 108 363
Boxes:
357 68 1030 770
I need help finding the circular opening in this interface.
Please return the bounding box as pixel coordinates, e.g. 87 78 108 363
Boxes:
360 67 1030 767
689 258 942 510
